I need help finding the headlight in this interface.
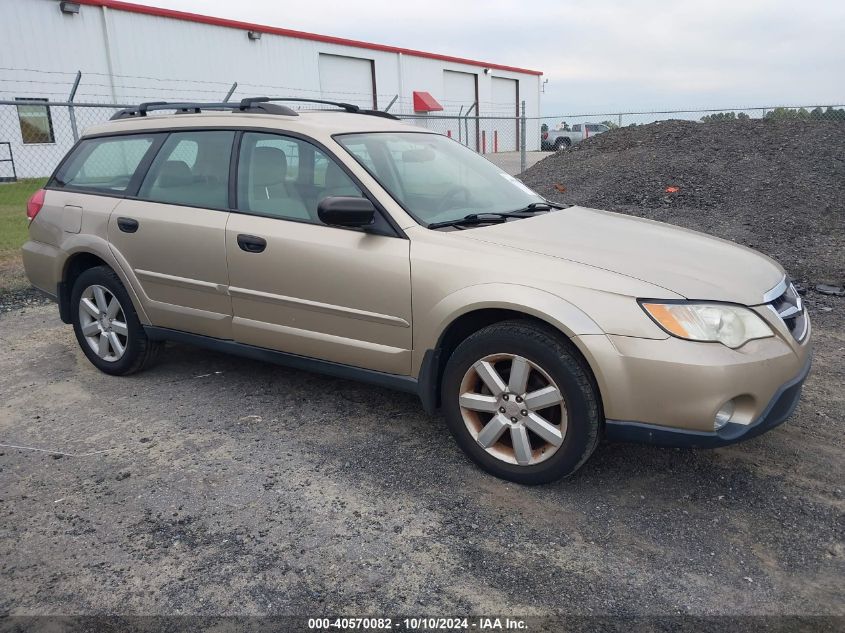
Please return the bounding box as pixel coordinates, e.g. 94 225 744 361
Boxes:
640 301 774 348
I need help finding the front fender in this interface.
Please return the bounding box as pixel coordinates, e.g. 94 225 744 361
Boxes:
412 282 604 376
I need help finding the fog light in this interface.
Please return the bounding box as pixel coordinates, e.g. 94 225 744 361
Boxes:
714 401 735 430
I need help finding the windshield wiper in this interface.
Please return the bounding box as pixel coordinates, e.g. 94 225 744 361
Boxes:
427 214 510 230
502 201 567 215
427 201 566 230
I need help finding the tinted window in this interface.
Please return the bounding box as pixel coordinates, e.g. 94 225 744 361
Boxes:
237 132 362 223
54 135 157 193
139 131 234 208
571 124 581 132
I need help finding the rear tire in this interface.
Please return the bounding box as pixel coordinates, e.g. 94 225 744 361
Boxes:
441 320 601 484
70 265 161 375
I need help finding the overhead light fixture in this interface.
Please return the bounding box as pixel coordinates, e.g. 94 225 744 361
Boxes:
247 30 262 40
59 1 81 14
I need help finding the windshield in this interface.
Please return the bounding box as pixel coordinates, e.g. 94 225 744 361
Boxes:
336 132 545 226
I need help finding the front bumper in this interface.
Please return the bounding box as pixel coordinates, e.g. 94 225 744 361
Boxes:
604 353 812 448
573 311 812 447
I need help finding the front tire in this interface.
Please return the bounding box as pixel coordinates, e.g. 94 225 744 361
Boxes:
441 321 601 484
70 266 160 375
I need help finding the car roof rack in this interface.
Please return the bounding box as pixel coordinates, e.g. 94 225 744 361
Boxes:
239 97 400 120
110 97 400 121
110 99 299 120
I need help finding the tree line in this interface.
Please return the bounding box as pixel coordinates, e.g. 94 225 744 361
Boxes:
701 106 845 122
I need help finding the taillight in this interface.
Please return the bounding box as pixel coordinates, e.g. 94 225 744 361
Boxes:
542 131 548 139
26 189 46 221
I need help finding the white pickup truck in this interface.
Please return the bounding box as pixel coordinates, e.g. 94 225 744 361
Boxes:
542 122 611 150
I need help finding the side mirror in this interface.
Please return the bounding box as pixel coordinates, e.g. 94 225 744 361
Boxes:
317 196 376 228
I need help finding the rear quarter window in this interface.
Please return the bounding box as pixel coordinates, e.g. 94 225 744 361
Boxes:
52 135 159 194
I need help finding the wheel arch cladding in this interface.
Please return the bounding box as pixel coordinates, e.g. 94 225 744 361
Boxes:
425 301 605 414
58 252 111 324
59 243 151 326
64 251 109 285
419 284 603 357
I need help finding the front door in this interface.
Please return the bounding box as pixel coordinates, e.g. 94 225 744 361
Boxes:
108 130 235 339
225 131 412 375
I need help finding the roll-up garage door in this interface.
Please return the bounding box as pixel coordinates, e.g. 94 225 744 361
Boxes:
443 70 478 150
319 54 376 109
491 77 518 151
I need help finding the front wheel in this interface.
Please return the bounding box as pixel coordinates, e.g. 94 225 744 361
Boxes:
441 321 601 484
71 265 161 375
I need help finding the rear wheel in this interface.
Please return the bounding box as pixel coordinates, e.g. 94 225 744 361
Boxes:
71 266 160 375
442 321 601 484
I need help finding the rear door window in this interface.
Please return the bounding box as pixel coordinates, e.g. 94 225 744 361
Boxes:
138 130 235 209
52 135 160 193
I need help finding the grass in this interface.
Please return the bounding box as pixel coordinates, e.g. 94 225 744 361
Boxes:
0 178 47 293
0 178 45 254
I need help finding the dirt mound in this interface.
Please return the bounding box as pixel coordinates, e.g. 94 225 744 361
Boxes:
520 118 845 290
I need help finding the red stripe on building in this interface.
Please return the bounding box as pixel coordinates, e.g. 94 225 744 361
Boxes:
77 0 543 76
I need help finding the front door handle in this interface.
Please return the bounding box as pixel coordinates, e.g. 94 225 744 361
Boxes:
117 217 139 233
237 234 267 253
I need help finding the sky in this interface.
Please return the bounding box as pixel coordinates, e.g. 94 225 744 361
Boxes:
140 0 844 116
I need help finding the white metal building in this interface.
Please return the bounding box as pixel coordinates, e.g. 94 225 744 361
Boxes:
0 0 543 178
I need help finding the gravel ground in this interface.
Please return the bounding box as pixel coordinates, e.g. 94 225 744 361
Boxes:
0 299 842 618
1 118 843 620
0 286 51 313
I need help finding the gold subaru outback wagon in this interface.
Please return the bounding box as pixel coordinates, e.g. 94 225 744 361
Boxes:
22 98 812 484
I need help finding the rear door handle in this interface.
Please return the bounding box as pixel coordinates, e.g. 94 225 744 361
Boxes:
237 234 267 253
117 217 139 233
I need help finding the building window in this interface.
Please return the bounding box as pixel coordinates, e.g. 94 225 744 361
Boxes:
16 98 55 144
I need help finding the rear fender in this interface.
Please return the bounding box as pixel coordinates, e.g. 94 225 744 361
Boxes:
59 235 151 325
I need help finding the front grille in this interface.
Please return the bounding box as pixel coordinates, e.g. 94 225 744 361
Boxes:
767 282 808 342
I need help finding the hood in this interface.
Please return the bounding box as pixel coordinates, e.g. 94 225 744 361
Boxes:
459 206 784 305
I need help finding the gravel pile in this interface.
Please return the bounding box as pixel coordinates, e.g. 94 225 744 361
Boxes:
520 119 845 292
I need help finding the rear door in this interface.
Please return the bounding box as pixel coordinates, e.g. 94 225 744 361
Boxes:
225 131 412 375
108 130 235 339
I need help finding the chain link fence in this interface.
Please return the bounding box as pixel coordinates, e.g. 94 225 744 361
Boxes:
1 86 844 224
394 114 523 154
2 98 843 184
0 101 126 182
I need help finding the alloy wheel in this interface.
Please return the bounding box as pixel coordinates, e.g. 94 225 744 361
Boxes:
78 284 129 362
458 353 568 466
